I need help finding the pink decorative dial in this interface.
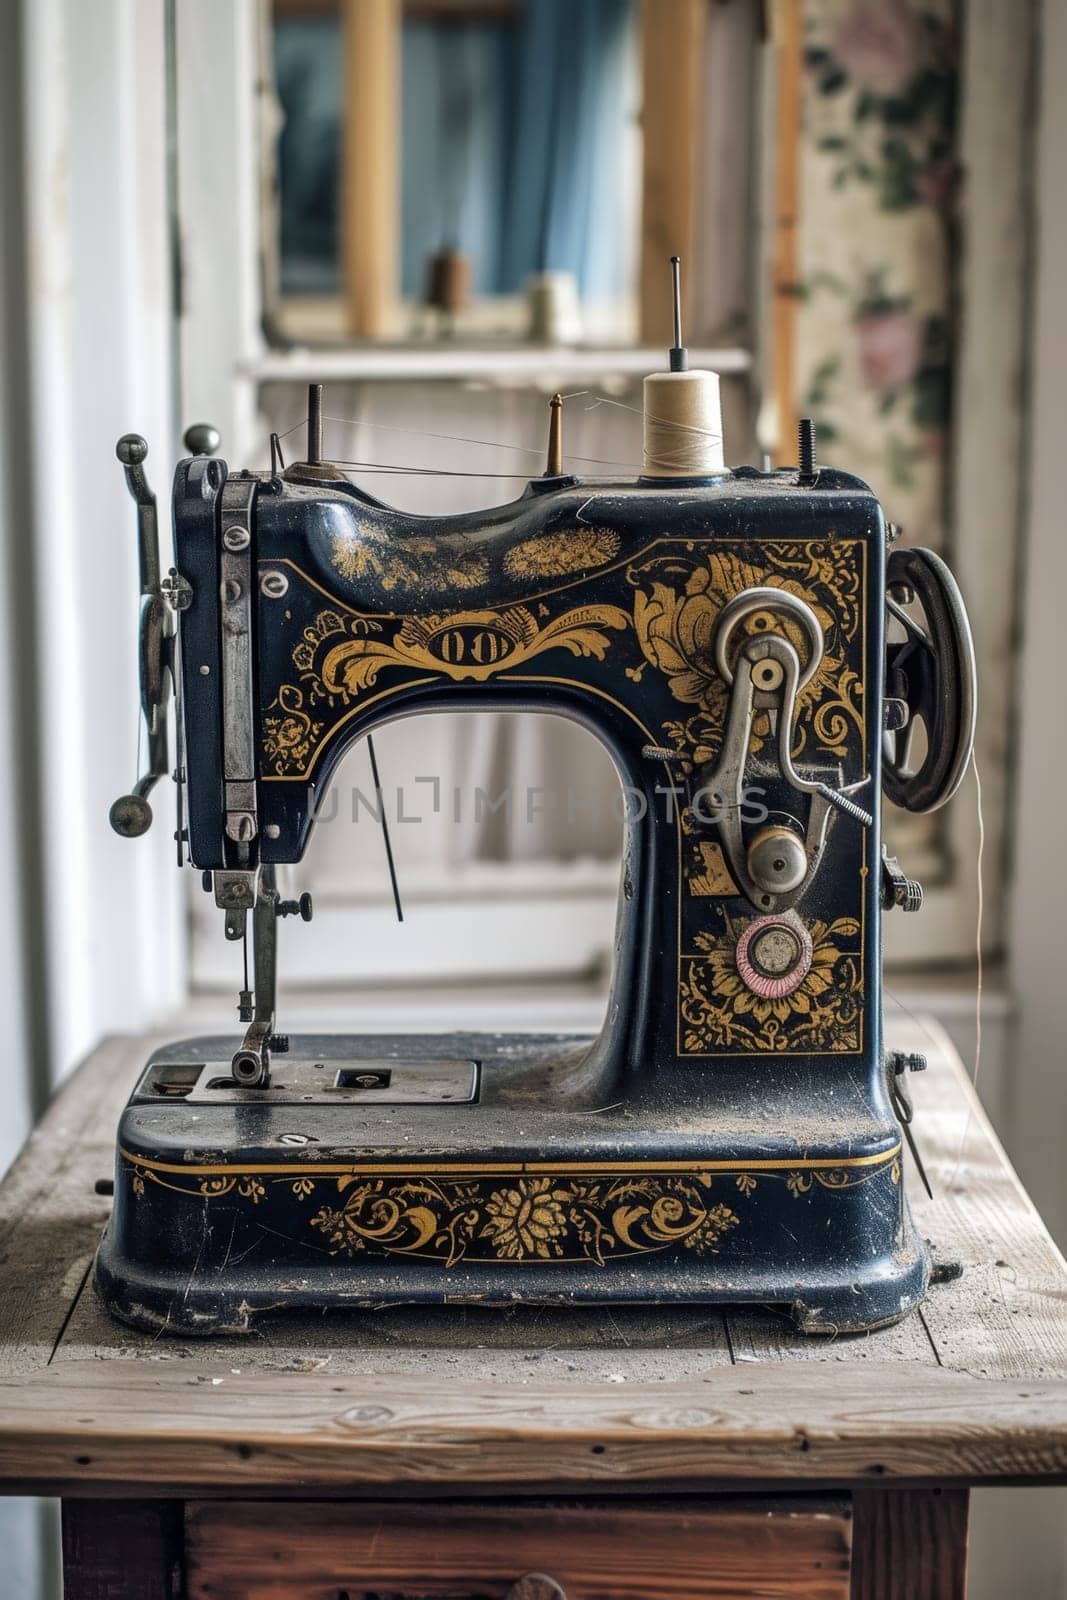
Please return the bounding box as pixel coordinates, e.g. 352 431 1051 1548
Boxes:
735 914 813 1000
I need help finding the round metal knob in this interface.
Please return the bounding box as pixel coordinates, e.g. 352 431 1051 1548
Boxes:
109 793 153 837
277 892 314 922
746 825 808 894
116 433 148 466
183 423 221 457
735 913 813 1000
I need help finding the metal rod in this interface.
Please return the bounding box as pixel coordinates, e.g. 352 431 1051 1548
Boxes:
668 255 687 372
367 735 404 922
671 255 682 349
231 865 277 1087
903 1117 934 1200
307 383 323 465
546 393 563 476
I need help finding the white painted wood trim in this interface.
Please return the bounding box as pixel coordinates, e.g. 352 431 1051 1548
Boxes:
249 345 751 385
1007 0 1066 1243
19 0 183 1081
891 0 1034 967
174 0 264 460
191 860 620 991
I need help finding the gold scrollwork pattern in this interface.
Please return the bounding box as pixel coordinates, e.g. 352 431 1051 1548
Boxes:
121 1151 900 1266
309 1173 740 1266
263 599 630 777
319 603 631 696
262 684 324 772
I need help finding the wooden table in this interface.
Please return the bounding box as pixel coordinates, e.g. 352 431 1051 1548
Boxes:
1 1021 1064 1600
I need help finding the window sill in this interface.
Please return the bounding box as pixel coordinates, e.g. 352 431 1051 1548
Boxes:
246 344 752 386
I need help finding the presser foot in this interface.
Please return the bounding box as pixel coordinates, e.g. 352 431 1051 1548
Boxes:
93 1033 931 1339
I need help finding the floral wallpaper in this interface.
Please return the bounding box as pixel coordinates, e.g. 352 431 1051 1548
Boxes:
796 0 959 552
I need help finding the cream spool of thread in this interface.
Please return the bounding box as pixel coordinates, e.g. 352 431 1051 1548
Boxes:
642 369 725 478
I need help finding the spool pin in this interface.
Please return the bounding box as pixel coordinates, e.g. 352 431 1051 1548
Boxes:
642 256 725 479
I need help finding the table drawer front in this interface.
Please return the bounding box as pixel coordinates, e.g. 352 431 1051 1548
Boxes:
185 1497 851 1600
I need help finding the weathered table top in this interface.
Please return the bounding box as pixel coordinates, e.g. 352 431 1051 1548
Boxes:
0 1020 1065 1497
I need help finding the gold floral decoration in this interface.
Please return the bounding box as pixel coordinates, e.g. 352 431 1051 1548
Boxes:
626 543 864 766
480 1177 572 1259
123 1152 901 1253
332 531 490 592
262 685 324 775
681 914 863 1054
307 1170 743 1266
502 527 621 579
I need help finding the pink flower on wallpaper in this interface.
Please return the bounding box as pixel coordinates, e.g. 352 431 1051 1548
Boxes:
855 310 922 391
833 1 923 96
917 159 962 210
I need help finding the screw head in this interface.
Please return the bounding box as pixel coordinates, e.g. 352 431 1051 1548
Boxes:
223 526 250 552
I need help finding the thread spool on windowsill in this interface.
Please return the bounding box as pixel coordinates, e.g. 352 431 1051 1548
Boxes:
642 368 725 478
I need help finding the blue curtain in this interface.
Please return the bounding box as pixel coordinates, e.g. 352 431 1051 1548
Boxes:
402 0 635 299
275 1 636 302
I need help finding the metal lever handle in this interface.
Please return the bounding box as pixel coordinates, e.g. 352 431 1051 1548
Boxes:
109 434 171 838
701 590 871 910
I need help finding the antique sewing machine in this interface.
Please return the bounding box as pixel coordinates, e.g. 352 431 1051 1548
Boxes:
95 270 976 1335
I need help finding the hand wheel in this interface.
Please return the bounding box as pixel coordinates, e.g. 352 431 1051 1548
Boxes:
883 546 976 813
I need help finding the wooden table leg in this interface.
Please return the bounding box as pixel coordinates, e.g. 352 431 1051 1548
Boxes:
61 1499 184 1600
851 1488 969 1600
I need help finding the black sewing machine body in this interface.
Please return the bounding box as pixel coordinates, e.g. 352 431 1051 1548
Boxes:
96 448 957 1336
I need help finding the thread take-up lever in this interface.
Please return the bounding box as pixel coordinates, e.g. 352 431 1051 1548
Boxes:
697 589 873 911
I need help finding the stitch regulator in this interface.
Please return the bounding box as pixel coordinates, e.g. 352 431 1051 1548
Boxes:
97 264 976 1335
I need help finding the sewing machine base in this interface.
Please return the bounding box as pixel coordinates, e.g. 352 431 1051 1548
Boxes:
94 1034 928 1336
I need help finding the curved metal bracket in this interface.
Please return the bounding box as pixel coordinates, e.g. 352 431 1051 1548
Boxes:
109 435 172 837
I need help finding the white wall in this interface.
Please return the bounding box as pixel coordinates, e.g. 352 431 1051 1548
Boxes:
1005 0 1067 1249
969 1 1067 1591
0 0 39 1176
0 0 183 1587
16 0 184 1090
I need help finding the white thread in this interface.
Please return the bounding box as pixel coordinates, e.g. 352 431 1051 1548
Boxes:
278 389 733 478
319 412 637 471
642 370 725 477
947 752 985 1190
